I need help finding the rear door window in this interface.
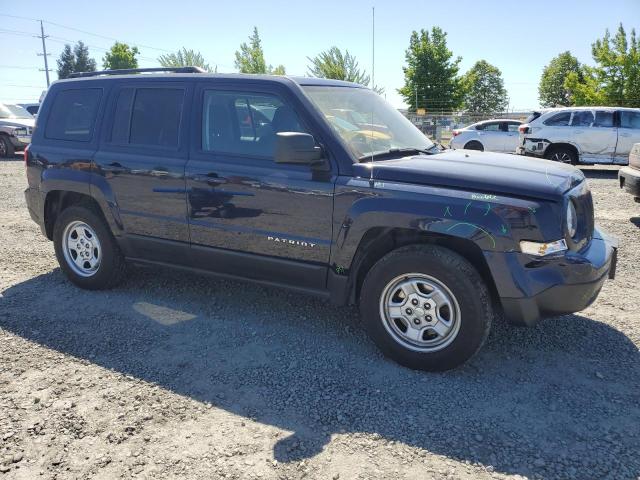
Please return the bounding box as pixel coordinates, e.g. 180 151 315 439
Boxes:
544 112 571 126
45 88 102 141
570 111 594 127
130 88 184 147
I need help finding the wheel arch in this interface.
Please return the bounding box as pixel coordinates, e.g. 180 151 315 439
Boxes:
346 227 499 307
545 142 580 160
43 190 109 240
463 139 484 151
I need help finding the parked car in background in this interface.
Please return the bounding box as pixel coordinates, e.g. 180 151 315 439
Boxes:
619 143 640 202
0 103 35 157
18 103 39 116
517 107 640 165
449 119 522 153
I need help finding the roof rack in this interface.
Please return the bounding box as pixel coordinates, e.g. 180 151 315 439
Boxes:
68 66 206 78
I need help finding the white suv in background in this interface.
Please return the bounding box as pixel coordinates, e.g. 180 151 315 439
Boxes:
449 119 522 153
517 107 640 165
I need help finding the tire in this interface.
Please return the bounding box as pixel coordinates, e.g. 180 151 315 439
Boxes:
359 244 492 371
0 135 15 158
53 204 126 290
545 145 577 165
464 140 484 151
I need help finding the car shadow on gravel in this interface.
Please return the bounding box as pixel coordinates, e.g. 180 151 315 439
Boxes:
580 168 618 180
2 267 639 479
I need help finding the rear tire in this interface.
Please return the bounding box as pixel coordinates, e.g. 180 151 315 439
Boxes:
464 140 484 151
359 245 492 371
545 145 577 165
53 204 126 290
0 135 15 158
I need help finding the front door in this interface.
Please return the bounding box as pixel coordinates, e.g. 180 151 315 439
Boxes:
94 82 192 261
185 84 336 290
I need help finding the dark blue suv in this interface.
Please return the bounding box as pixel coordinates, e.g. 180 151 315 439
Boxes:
24 67 617 371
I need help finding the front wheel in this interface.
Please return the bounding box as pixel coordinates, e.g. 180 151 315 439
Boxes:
359 245 492 371
53 205 126 289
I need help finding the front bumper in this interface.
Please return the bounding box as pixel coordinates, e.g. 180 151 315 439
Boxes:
486 227 617 326
619 166 640 200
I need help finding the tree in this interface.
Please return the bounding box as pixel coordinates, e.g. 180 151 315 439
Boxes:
158 47 212 71
538 51 582 107
56 41 97 79
234 27 285 75
461 60 508 113
73 41 96 73
103 42 139 70
564 24 640 107
398 27 463 112
56 44 76 80
307 46 370 84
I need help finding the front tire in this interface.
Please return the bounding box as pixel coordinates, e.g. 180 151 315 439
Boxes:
359 245 492 371
53 205 126 290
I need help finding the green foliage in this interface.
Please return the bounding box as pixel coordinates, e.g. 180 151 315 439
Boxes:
398 27 463 111
234 27 285 75
103 42 140 70
158 48 212 71
564 24 640 107
461 60 508 113
74 41 96 73
56 44 75 80
307 46 384 93
538 51 582 107
307 46 370 84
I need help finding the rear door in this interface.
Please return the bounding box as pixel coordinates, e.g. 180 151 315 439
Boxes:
501 121 521 153
94 81 192 261
615 110 640 164
184 82 336 290
570 110 616 163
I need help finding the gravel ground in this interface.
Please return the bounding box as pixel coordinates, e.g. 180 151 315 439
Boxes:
1 157 638 480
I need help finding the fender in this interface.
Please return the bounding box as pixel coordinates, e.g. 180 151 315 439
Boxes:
329 177 561 275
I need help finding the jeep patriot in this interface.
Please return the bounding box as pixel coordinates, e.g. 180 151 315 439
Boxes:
24 67 617 370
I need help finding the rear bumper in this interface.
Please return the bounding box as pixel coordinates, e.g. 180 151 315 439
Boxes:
486 227 617 326
619 166 640 199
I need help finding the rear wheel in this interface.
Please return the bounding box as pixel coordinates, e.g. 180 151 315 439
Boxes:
464 140 484 151
545 145 577 165
359 245 492 371
53 205 126 289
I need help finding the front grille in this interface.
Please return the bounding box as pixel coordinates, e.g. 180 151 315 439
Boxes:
566 181 594 251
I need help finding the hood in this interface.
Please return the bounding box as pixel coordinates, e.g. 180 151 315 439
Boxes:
353 150 584 200
0 118 35 129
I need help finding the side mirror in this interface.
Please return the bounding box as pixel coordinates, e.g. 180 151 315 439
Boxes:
275 132 324 165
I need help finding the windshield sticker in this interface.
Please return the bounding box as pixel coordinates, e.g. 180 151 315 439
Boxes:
470 193 498 201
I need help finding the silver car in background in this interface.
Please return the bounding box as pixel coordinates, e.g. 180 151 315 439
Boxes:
449 119 522 153
517 107 640 165
0 103 35 157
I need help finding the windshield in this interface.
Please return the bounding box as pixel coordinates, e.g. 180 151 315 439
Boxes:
0 104 32 119
302 86 434 160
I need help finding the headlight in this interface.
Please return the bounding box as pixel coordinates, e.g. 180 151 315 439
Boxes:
13 128 28 136
566 200 577 238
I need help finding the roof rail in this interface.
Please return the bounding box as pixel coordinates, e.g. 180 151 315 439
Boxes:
68 66 207 78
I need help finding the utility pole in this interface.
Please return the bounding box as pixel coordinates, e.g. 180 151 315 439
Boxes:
36 20 51 87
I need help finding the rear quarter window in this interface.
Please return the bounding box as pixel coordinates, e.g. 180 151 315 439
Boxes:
45 88 102 142
543 111 571 127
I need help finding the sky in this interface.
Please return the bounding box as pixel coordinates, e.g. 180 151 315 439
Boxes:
1 0 639 110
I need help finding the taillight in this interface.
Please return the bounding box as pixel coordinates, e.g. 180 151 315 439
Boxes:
518 124 530 134
24 144 30 168
452 130 460 137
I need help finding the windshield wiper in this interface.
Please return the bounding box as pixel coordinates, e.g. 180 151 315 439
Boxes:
358 146 438 162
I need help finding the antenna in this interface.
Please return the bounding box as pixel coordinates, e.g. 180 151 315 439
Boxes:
369 5 375 168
